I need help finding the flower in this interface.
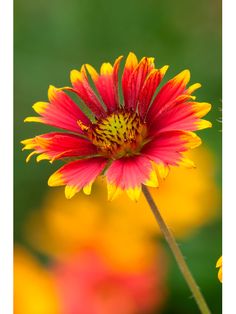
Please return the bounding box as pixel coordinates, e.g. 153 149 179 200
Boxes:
21 198 168 314
25 181 165 272
14 245 166 314
53 250 166 314
216 256 222 283
14 246 60 314
22 52 212 201
17 182 168 314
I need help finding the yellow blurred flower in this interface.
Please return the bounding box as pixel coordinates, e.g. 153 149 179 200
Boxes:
216 256 222 283
25 147 220 270
25 185 161 271
14 246 60 314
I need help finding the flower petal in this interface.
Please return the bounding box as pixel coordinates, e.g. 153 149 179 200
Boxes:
48 157 107 199
70 65 106 118
86 56 123 113
21 132 97 163
106 155 158 201
147 69 191 122
142 130 201 167
154 162 170 180
216 256 222 268
218 267 222 283
122 52 138 108
150 102 212 135
24 86 91 134
124 57 155 111
216 256 222 282
138 66 169 118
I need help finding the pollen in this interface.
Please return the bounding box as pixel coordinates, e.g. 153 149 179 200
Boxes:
85 110 148 158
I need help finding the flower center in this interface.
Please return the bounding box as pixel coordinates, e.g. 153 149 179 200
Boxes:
84 110 148 159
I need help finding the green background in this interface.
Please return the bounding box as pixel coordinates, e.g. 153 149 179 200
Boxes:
15 0 222 313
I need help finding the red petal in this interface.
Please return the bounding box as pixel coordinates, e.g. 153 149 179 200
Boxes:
142 130 201 166
48 157 107 199
150 102 212 135
147 70 191 123
24 86 91 134
124 57 155 111
86 56 123 113
138 66 168 118
122 52 138 108
21 132 97 163
70 65 106 118
106 155 158 201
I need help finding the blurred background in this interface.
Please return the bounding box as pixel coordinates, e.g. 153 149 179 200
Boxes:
14 0 222 313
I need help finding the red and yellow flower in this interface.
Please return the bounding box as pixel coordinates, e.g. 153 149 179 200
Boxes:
22 52 212 200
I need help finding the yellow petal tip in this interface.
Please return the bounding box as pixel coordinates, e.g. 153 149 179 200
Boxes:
107 183 122 201
85 64 99 80
126 186 141 202
48 172 64 187
65 185 78 199
145 169 159 188
83 182 93 195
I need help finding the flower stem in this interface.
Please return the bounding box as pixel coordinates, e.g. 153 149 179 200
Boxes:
142 185 211 314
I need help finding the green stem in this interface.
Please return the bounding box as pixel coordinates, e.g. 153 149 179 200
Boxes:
142 185 211 314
